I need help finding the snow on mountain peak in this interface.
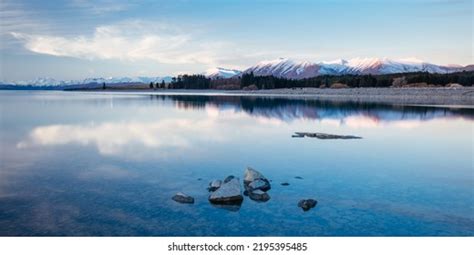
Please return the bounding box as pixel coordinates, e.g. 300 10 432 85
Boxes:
321 59 348 65
243 57 466 78
205 67 242 79
1 76 172 87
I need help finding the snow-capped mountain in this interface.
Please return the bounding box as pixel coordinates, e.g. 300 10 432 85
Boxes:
1 57 471 88
205 67 242 79
243 58 320 79
243 57 468 79
1 76 172 87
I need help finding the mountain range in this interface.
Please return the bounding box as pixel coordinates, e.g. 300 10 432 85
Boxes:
241 57 473 79
0 76 172 88
1 57 472 87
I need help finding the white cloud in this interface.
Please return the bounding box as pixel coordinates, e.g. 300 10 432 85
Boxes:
0 0 53 49
10 20 224 66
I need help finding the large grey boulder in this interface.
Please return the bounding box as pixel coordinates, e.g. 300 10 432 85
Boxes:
208 178 243 204
172 192 195 204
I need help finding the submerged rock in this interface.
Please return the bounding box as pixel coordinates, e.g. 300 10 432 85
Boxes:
223 175 235 183
243 167 271 192
297 199 317 211
208 178 243 204
172 192 195 204
248 189 271 202
293 132 362 139
248 179 271 192
208 180 222 192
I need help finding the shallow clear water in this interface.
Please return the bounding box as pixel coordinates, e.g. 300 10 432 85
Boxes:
0 90 473 236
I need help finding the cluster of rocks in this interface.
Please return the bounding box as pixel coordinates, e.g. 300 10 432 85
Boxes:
243 167 271 202
292 132 362 139
172 167 318 212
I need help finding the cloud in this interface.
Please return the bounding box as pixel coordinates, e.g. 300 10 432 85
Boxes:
0 0 54 49
10 20 224 66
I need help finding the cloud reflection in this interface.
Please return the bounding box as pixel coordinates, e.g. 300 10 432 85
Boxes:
17 118 224 155
16 108 283 157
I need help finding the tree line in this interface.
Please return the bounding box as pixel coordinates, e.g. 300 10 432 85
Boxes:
161 71 474 90
239 71 474 89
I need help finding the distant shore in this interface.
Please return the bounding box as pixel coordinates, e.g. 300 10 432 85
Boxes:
78 87 474 106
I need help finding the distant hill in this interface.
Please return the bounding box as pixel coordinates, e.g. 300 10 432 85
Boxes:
0 76 172 90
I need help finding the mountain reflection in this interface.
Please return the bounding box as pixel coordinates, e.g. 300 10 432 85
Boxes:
16 94 473 157
151 95 474 123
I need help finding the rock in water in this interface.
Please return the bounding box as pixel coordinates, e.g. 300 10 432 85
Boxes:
208 178 243 204
248 179 271 192
172 192 195 204
243 167 271 192
293 132 362 139
208 180 222 192
248 189 271 202
292 133 305 138
244 167 265 183
243 167 271 203
297 199 317 211
223 175 235 183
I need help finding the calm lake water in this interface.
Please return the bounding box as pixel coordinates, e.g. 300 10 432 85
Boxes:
0 90 473 236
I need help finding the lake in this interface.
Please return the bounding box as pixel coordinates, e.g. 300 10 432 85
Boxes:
0 90 473 236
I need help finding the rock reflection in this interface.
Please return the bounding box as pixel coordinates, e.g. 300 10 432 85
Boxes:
209 203 242 212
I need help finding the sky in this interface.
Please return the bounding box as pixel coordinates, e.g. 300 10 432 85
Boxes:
0 0 472 81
